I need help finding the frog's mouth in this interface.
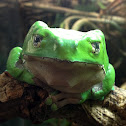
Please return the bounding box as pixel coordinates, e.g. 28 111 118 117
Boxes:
23 55 106 93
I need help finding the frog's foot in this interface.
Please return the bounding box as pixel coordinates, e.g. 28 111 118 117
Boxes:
45 93 81 111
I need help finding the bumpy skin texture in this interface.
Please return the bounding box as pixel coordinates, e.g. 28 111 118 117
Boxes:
6 21 115 109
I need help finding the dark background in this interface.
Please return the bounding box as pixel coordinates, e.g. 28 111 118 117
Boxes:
0 0 126 125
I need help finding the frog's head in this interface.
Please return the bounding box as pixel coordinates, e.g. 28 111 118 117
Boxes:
22 21 109 91
22 21 109 71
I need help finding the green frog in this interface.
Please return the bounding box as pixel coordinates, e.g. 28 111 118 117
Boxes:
6 21 115 110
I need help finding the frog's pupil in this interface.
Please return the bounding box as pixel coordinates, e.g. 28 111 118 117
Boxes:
34 35 41 43
95 43 99 49
91 42 100 54
92 42 99 49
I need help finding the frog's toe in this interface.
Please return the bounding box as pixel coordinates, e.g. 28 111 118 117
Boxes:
45 97 53 105
45 96 58 111
51 103 58 111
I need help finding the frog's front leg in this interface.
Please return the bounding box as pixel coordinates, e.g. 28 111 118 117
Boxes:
91 64 115 100
7 47 23 77
7 47 34 84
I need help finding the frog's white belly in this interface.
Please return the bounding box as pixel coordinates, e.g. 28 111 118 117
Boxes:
24 55 105 93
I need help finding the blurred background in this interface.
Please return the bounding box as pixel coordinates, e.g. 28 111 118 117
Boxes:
0 0 126 125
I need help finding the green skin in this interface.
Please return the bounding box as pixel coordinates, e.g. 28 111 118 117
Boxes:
6 21 115 110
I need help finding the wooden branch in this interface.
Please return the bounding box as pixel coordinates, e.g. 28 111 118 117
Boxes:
0 72 48 123
0 72 126 126
21 2 126 24
82 86 126 126
21 2 98 17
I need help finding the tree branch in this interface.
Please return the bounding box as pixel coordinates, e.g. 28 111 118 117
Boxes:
21 2 126 24
0 72 126 125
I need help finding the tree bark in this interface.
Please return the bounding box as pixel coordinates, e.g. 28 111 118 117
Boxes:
0 72 126 126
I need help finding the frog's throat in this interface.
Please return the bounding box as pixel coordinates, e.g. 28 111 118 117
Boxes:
23 55 106 93
23 55 106 78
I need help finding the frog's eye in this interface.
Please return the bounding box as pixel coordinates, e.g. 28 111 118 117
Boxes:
33 35 43 47
91 42 100 54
